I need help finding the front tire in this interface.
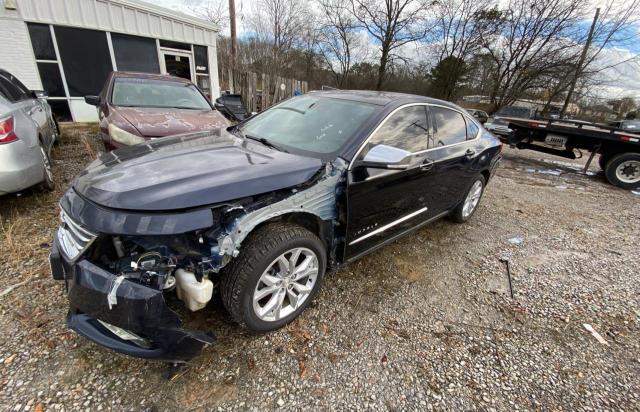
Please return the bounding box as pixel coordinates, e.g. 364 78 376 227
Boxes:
604 153 640 189
451 175 486 223
220 222 326 332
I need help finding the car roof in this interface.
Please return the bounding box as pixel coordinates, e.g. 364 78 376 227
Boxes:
112 71 192 84
306 89 461 109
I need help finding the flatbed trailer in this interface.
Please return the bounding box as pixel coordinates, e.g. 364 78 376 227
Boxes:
499 117 640 189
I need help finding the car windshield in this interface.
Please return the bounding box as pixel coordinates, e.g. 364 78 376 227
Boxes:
495 106 530 118
111 78 211 110
238 95 377 157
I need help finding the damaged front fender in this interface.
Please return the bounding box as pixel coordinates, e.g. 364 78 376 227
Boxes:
217 158 347 258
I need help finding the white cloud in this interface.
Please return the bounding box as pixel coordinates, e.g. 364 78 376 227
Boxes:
588 47 640 99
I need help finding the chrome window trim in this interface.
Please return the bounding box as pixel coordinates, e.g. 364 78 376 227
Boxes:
349 207 429 245
348 102 481 171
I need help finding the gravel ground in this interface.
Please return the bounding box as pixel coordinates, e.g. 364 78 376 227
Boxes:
0 125 638 411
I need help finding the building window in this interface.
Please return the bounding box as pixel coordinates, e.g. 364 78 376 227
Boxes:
27 23 70 121
194 45 208 73
36 62 65 97
47 99 72 122
159 39 191 51
111 33 160 73
27 23 56 60
54 26 112 97
193 45 210 97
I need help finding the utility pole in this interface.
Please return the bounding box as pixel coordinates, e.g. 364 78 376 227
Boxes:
561 8 600 117
228 0 237 93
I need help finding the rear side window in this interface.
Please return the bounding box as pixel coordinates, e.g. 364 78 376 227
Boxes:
0 75 25 103
466 117 479 139
431 106 467 147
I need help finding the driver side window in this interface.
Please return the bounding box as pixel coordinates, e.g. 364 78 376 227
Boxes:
358 105 429 159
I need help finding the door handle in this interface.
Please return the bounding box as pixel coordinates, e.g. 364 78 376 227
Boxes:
465 149 476 158
420 159 434 171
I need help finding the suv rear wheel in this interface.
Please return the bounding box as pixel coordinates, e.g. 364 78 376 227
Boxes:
604 152 640 189
220 222 326 332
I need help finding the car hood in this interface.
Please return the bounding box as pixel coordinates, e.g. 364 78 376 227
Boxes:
73 130 324 211
115 107 229 137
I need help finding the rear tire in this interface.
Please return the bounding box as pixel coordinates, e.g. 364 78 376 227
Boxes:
450 175 486 223
604 152 640 189
220 222 326 332
39 144 55 192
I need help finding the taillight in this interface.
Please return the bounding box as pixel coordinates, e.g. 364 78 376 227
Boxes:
0 116 18 144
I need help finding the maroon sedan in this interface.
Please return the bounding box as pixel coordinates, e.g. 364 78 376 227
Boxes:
85 72 229 151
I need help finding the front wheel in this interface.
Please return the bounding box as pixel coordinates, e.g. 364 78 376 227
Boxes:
604 153 640 189
220 222 326 332
450 175 486 223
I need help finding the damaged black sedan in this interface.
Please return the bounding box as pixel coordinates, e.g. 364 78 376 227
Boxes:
50 90 502 362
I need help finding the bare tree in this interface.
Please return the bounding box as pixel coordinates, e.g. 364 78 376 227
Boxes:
317 0 363 88
186 0 229 30
560 0 640 114
428 0 499 100
351 0 431 90
246 0 309 75
481 0 587 108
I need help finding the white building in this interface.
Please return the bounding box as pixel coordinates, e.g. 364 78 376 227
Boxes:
0 0 220 122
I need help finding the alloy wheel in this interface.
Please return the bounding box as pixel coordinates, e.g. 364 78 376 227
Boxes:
462 180 483 218
41 146 53 182
252 247 319 322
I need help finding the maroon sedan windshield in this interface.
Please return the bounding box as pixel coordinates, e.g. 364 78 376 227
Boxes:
111 78 211 110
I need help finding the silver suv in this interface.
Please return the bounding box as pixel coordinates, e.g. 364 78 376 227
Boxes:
0 69 58 195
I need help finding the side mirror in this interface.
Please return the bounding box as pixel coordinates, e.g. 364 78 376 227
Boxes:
358 144 411 170
85 95 101 106
31 90 48 99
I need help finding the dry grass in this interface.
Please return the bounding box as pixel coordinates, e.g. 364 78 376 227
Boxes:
0 123 101 287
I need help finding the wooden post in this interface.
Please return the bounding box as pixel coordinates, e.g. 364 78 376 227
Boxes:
228 0 237 92
561 8 600 117
252 72 258 112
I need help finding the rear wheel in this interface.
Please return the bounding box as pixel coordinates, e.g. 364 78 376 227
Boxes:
604 153 640 189
220 222 326 332
39 144 55 192
450 175 486 223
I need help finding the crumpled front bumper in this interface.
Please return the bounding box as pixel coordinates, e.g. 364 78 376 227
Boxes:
50 237 215 363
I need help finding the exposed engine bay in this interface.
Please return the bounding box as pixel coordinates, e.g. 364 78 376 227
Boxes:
50 157 347 362
79 158 346 315
93 234 216 312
